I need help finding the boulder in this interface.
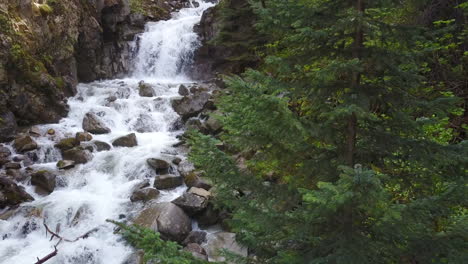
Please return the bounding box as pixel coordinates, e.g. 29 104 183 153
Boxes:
13 135 38 152
31 170 56 194
130 188 160 202
172 192 208 216
76 132 93 142
0 177 34 208
133 202 192 242
178 84 189 96
55 137 78 151
82 112 111 134
112 133 138 147
4 162 21 170
147 158 170 174
0 111 17 142
204 232 248 263
93 140 111 151
47 129 55 135
138 81 154 97
184 171 212 191
171 92 211 120
205 115 222 134
29 126 42 137
182 230 207 246
172 157 182 165
188 187 211 199
154 174 183 190
184 243 208 261
196 203 220 228
62 147 92 164
0 145 11 167
57 160 76 170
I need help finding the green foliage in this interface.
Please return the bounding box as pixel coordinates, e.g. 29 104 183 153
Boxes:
188 0 468 263
107 220 211 264
38 4 53 15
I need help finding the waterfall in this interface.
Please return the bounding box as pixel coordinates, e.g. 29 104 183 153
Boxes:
0 1 215 263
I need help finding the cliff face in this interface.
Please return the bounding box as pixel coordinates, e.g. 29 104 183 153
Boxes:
191 0 263 80
0 0 185 142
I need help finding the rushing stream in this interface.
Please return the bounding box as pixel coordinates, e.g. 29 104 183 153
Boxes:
0 1 215 263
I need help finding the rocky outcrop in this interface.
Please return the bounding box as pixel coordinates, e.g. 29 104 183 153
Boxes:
0 177 34 208
190 0 261 80
133 202 192 243
0 0 187 140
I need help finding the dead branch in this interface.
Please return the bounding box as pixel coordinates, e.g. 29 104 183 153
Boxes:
33 220 100 264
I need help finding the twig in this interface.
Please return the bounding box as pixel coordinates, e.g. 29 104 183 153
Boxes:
33 220 100 264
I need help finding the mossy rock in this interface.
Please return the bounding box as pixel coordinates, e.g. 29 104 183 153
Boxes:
54 137 78 151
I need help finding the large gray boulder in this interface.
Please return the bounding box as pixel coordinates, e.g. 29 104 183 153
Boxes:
112 133 138 147
31 170 56 194
133 202 192 242
130 188 160 202
171 92 211 120
62 147 92 164
172 192 208 216
82 112 111 134
138 81 155 97
0 177 34 208
147 158 170 174
13 135 38 152
93 140 112 151
204 232 248 263
154 174 183 190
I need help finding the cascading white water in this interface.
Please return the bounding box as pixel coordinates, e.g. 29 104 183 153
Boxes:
0 1 214 263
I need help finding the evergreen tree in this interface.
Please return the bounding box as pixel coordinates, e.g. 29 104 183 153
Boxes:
188 0 467 263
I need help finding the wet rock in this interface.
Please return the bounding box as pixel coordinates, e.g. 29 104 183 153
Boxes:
55 137 78 151
147 158 170 174
4 162 21 170
133 202 192 243
0 112 17 142
172 157 182 165
6 169 27 181
196 203 220 228
178 84 189 96
134 114 154 133
13 135 38 153
93 140 112 151
47 129 55 135
62 147 92 164
123 250 145 264
171 92 211 120
31 170 56 194
184 171 212 191
138 81 154 97
71 204 91 226
184 243 208 261
29 126 42 137
154 174 183 190
130 188 160 202
112 133 138 147
0 145 11 167
182 230 207 246
204 232 248 262
57 160 76 170
106 95 118 103
172 192 208 216
0 177 34 208
82 112 111 134
76 132 93 142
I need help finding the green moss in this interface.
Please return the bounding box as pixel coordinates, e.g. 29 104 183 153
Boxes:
55 138 78 151
38 4 53 15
